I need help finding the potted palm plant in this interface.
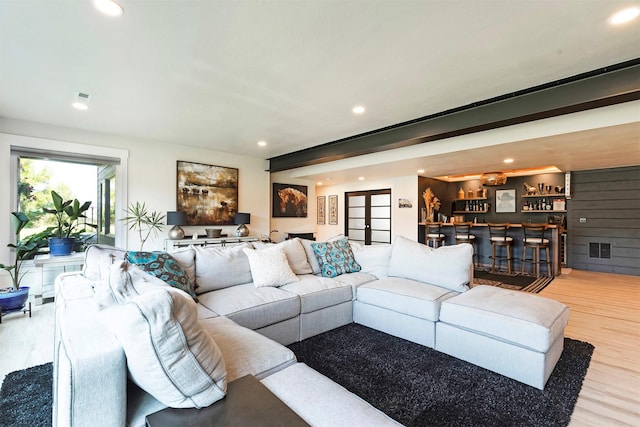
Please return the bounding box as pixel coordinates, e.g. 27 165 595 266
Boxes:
122 202 166 250
0 212 49 313
43 190 92 256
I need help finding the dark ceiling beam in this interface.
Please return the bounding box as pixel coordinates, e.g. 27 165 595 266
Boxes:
268 59 640 173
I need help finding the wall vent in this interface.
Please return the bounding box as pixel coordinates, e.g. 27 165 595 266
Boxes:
589 242 611 258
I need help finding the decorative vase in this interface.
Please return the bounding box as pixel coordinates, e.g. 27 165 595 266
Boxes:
49 237 75 256
0 286 29 312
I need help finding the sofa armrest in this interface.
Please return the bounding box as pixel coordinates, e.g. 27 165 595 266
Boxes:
53 273 128 427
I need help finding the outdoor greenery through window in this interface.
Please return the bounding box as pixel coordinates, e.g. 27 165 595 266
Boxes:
17 157 116 248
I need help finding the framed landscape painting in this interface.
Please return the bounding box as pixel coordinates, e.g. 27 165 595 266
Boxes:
177 161 238 225
273 183 308 218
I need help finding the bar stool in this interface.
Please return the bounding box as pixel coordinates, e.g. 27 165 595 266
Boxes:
488 223 513 274
521 223 551 277
454 222 477 267
425 222 445 248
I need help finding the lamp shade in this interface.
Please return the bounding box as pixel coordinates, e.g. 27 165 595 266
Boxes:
166 211 187 225
234 212 250 225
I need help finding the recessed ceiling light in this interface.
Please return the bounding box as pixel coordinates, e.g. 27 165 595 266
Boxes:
503 158 514 164
609 6 640 25
352 106 365 114
317 182 323 186
358 176 365 181
417 169 425 174
94 0 124 16
257 141 267 147
72 92 90 110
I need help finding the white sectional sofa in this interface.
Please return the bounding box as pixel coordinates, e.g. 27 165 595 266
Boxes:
53 235 569 426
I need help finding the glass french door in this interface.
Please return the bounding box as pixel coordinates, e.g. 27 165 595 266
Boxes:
345 189 391 245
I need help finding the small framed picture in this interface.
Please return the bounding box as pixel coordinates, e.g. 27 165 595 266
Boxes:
495 189 516 213
317 196 326 225
329 195 338 225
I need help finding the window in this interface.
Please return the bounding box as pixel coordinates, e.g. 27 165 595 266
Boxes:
10 141 128 248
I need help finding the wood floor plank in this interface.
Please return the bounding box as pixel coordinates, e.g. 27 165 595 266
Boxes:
1 269 639 425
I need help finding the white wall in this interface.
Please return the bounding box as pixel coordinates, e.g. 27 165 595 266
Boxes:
0 118 270 285
269 171 316 242
315 175 418 242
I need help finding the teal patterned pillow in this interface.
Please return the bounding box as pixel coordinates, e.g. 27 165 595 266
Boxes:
311 238 361 278
126 251 198 302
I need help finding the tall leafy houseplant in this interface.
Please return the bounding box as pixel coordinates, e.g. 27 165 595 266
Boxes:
0 213 48 300
43 190 92 256
122 202 166 251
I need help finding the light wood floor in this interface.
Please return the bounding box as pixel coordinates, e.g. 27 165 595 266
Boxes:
1 270 639 426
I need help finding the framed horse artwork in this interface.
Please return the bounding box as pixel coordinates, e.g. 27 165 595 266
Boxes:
272 183 308 218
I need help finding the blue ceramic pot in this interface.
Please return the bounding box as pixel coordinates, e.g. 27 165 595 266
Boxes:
49 237 75 256
0 287 29 312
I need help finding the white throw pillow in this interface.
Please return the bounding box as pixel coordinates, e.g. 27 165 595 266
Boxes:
99 288 227 408
243 246 300 288
388 236 472 292
194 244 253 293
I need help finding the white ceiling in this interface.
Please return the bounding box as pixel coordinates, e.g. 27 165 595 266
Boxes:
1 1 639 182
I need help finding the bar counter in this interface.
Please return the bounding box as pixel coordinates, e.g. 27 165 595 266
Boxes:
418 222 561 276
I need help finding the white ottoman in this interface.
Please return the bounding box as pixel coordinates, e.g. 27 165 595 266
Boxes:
435 285 569 389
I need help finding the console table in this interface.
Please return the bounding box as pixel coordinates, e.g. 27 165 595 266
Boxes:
145 374 309 427
33 252 85 305
164 236 258 252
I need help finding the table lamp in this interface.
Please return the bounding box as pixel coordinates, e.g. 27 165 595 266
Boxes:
166 211 187 240
234 213 250 237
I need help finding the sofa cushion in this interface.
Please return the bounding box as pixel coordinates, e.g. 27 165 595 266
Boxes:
280 275 353 313
194 244 253 293
243 246 300 288
388 236 472 292
200 316 297 381
83 244 127 281
197 284 301 330
357 277 459 322
98 288 227 409
312 238 361 278
262 363 403 427
170 247 196 287
125 251 198 301
439 285 570 352
350 242 392 279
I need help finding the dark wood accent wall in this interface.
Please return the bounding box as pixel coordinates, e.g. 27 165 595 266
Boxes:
568 166 640 275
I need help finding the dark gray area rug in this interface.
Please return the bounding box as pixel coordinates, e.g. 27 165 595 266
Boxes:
288 323 594 427
0 362 52 427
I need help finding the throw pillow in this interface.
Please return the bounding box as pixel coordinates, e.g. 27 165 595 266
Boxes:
243 246 300 288
351 243 392 279
194 244 253 293
300 238 322 275
387 235 473 292
126 251 198 301
98 288 227 408
311 238 361 278
277 238 313 275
